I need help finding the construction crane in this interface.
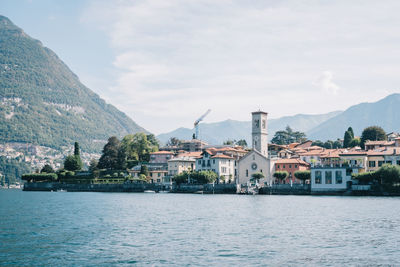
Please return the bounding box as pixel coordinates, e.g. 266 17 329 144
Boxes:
194 109 211 140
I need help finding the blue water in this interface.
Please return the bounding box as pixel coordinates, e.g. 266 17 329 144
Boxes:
1 190 400 266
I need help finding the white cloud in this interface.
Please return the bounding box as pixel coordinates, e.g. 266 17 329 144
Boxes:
314 71 340 95
81 0 400 134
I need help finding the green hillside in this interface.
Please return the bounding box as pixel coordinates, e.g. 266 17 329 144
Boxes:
0 15 147 152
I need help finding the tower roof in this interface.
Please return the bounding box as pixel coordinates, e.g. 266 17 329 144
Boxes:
251 111 268 115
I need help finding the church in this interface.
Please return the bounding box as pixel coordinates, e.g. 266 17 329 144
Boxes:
237 111 276 185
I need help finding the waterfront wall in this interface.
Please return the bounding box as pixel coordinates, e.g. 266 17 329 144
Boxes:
23 182 164 192
23 182 238 194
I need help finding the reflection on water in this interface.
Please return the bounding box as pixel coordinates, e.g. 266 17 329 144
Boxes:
1 190 400 266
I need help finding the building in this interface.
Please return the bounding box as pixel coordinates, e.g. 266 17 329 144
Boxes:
274 158 310 184
311 166 358 193
149 151 174 164
364 140 395 151
237 111 275 185
195 150 235 183
129 164 169 184
168 157 196 176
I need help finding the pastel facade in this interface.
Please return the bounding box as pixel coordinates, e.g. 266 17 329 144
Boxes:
168 157 196 176
311 166 358 192
195 151 235 182
149 151 174 164
274 158 310 184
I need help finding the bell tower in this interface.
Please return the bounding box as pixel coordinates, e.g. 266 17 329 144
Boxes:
252 111 268 157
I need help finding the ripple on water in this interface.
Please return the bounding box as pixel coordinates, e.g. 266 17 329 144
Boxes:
1 191 400 266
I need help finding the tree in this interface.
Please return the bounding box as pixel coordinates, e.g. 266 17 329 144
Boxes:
223 139 235 145
89 159 98 172
360 126 386 149
167 137 181 147
347 127 354 139
271 126 307 145
312 140 324 147
349 137 361 148
343 130 353 148
375 164 400 186
64 155 82 171
98 136 121 170
173 170 218 185
251 172 265 183
323 140 333 149
294 170 311 184
40 164 54 173
332 140 342 149
236 139 248 147
121 133 159 162
273 171 288 183
140 165 149 177
73 141 83 170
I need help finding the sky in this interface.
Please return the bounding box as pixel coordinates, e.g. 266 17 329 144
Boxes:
1 0 400 135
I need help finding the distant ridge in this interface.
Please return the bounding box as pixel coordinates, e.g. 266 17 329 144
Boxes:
307 93 400 140
0 15 147 152
157 111 342 145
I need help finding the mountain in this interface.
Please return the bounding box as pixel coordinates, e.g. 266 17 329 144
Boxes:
307 94 400 140
157 111 342 145
0 15 147 152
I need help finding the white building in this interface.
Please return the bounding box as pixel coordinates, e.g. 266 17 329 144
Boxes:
311 166 358 193
167 157 196 176
237 111 275 185
195 150 235 183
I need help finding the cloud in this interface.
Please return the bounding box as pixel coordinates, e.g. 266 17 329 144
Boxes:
81 0 400 134
314 71 340 95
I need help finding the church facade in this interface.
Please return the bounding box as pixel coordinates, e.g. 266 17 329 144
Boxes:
237 111 276 185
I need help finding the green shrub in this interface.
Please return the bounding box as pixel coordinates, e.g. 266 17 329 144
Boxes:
21 173 58 182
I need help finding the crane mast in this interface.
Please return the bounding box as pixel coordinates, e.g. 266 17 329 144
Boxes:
194 109 211 140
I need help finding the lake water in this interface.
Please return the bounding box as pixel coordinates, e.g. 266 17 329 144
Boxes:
1 190 400 266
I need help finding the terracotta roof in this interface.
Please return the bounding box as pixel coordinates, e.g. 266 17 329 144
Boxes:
150 151 174 155
168 157 196 162
177 151 202 158
294 140 313 149
211 154 234 159
365 140 395 146
275 158 309 165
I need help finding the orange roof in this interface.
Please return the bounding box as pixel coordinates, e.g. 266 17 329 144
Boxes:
365 140 395 146
275 158 309 165
177 151 202 158
211 154 234 159
294 140 313 149
150 151 174 155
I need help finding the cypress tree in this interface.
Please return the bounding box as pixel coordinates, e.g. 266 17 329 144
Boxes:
343 131 352 148
347 127 354 139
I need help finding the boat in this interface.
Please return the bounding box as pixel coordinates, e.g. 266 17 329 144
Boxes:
144 190 156 193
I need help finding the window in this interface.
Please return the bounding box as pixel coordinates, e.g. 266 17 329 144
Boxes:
221 167 227 173
368 161 376 168
335 170 342 184
289 164 292 168
157 179 160 183
158 173 161 177
295 164 297 168
213 159 215 164
246 169 248 177
315 171 322 184
378 161 384 167
385 161 392 165
325 171 332 184
346 168 352 176
283 165 286 169
397 160 400 165
253 155 255 160
262 120 266 129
